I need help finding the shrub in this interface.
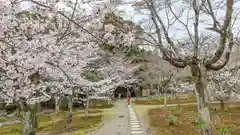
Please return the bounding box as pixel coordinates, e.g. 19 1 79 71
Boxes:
5 104 18 114
217 125 233 135
167 115 178 125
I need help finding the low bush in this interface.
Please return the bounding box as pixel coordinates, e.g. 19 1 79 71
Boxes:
89 103 114 109
5 104 18 114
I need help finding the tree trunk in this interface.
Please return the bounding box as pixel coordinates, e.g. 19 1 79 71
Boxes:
67 95 73 124
170 92 173 100
191 64 214 135
54 96 60 113
204 87 212 103
163 93 168 118
220 99 224 110
157 89 161 100
195 89 214 134
85 92 89 119
20 101 37 135
36 102 41 113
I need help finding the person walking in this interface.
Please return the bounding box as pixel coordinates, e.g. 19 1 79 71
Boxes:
127 90 131 105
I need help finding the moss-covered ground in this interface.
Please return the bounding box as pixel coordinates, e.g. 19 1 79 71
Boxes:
0 104 115 135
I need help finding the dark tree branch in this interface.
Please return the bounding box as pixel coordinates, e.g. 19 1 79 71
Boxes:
204 0 233 67
45 61 72 84
29 0 105 44
55 0 78 45
206 29 234 70
145 0 187 68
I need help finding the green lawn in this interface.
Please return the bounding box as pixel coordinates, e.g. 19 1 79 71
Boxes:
0 109 105 135
133 95 196 105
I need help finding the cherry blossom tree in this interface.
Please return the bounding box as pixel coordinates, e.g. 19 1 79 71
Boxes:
207 67 240 110
0 0 138 134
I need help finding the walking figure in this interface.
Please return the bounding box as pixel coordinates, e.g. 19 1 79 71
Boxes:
127 90 131 105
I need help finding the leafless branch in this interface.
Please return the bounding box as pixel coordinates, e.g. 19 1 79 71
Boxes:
204 0 234 69
55 0 78 45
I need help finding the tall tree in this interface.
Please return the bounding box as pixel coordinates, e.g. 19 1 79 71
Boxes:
131 0 235 134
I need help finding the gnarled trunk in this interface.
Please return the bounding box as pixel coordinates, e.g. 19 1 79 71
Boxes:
20 101 37 135
195 89 214 135
191 64 214 135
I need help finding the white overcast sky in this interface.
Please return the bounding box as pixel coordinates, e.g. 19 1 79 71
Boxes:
118 0 240 37
21 0 240 41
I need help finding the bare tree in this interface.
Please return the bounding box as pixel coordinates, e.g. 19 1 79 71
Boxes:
132 0 235 134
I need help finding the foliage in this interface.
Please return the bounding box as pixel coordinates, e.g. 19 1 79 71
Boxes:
167 115 178 125
16 11 43 21
217 125 233 135
82 70 103 82
125 46 144 57
195 120 205 129
5 104 18 114
195 120 234 135
167 115 177 121
99 44 115 52
125 46 146 63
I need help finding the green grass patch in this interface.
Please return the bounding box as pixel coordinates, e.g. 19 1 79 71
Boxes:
55 109 102 116
38 115 102 135
0 109 103 135
0 117 7 123
89 104 114 109
0 123 22 135
133 98 196 105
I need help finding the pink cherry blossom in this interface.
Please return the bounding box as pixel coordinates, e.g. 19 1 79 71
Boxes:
0 0 137 105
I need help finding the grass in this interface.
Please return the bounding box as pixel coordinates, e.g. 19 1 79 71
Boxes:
133 96 196 105
148 103 240 135
89 103 114 109
38 115 103 135
0 117 7 122
0 109 104 135
55 109 103 116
